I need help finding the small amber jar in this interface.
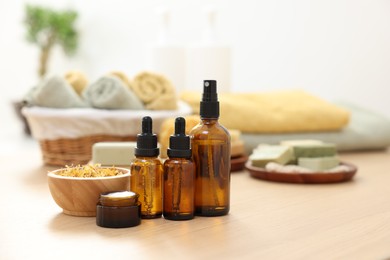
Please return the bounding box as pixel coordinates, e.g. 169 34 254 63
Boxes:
96 191 141 228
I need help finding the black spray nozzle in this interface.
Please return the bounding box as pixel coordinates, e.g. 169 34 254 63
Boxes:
168 117 191 158
200 80 219 118
135 116 159 157
202 80 218 102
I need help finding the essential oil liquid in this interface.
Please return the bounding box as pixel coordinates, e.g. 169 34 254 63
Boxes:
163 158 195 220
191 138 230 216
131 157 163 219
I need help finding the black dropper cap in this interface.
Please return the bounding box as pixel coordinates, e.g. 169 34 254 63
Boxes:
200 80 219 118
167 117 192 158
134 116 159 157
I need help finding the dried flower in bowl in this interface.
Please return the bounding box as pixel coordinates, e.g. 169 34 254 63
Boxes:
55 164 124 177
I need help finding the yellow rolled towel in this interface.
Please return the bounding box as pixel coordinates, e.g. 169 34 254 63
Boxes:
132 71 177 110
180 90 350 133
159 116 244 158
64 71 88 96
109 71 132 89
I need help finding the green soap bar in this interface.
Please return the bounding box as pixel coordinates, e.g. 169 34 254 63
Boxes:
292 143 337 158
298 156 339 171
92 142 136 166
249 145 293 167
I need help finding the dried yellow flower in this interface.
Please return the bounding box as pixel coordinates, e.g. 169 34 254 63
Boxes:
55 164 124 177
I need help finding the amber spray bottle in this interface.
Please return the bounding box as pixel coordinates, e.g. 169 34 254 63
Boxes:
163 117 195 220
130 116 163 219
190 80 231 216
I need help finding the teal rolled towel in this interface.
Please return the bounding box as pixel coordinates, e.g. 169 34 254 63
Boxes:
25 76 87 108
83 76 144 110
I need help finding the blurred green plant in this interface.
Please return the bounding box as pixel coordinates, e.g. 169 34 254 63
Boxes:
24 5 78 78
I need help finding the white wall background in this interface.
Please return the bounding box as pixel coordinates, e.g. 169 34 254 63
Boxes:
1 0 390 139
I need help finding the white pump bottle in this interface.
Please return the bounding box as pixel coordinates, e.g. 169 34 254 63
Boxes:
186 7 231 93
150 8 186 93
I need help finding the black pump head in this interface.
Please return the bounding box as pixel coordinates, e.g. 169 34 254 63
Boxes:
135 116 159 157
202 80 218 102
167 117 191 158
200 80 219 118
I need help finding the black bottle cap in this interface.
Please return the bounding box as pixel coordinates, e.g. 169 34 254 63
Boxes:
134 116 159 157
200 80 219 118
167 117 192 158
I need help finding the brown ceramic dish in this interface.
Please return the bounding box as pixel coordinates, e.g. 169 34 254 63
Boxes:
245 161 357 184
231 155 248 172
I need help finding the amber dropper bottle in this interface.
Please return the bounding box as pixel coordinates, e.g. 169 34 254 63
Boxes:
190 80 231 216
163 117 195 220
130 116 163 219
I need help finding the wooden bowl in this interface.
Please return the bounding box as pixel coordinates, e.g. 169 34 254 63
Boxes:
47 167 130 217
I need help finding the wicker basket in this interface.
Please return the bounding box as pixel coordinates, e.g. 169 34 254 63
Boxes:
22 102 192 166
39 134 137 166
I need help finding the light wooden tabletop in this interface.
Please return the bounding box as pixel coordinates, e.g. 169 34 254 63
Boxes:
1 142 390 260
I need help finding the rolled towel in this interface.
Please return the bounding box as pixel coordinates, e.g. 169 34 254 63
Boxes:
64 71 88 96
181 90 350 133
108 71 132 89
25 76 87 108
159 116 245 158
83 76 144 110
131 71 177 110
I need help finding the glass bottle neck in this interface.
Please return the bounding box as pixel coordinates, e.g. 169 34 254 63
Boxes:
200 118 219 124
135 156 158 159
168 156 191 160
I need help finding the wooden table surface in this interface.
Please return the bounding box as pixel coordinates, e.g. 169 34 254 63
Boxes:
1 142 390 260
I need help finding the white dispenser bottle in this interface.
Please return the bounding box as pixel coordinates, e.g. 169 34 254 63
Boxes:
186 8 231 93
150 8 186 93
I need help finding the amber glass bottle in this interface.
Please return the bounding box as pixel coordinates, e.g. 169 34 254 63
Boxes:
190 80 231 216
163 117 195 220
130 116 163 219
